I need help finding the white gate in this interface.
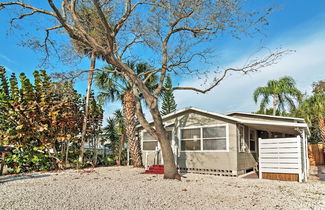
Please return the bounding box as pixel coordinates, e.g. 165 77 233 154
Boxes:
258 136 307 182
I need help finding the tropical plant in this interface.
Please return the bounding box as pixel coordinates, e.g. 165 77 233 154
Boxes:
254 108 287 116
95 61 157 167
102 110 127 165
312 80 325 94
160 75 177 115
0 66 104 173
293 81 325 143
253 76 302 116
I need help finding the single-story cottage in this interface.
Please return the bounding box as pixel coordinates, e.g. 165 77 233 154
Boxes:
137 107 309 181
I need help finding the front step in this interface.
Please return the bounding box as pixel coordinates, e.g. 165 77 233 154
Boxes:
145 165 164 174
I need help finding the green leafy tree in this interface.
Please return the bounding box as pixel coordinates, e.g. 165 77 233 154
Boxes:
312 80 325 94
293 81 325 143
160 75 177 115
253 76 302 116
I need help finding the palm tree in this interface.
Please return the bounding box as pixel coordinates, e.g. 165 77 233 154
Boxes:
253 76 302 116
78 51 96 167
295 93 325 142
71 6 107 167
95 61 157 167
113 110 126 165
103 110 126 165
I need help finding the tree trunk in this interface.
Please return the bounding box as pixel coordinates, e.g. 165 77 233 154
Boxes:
272 94 279 116
319 116 325 142
150 104 181 180
93 136 98 167
123 91 143 167
117 133 126 166
65 140 69 167
78 51 96 167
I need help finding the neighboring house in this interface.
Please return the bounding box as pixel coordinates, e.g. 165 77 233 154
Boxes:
137 107 309 178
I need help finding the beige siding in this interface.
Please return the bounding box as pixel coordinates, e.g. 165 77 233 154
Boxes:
177 122 238 172
141 110 239 175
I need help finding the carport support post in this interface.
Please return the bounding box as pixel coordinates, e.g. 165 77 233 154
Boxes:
297 135 302 183
302 129 308 182
258 138 262 179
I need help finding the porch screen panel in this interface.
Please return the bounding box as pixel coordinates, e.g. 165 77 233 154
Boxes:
142 132 158 150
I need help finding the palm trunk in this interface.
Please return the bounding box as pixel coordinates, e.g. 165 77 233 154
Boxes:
272 94 279 116
123 91 142 167
319 116 325 142
78 51 96 167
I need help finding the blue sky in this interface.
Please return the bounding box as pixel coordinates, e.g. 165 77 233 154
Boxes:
0 0 324 118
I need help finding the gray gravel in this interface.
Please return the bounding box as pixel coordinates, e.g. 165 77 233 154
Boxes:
0 166 325 210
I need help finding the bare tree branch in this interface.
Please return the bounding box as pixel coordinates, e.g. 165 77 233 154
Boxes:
0 2 56 17
118 35 143 59
171 50 290 93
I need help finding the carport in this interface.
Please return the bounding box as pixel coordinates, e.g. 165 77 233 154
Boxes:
241 120 309 182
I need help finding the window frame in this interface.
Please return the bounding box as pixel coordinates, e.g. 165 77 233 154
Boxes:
179 124 229 152
248 128 257 153
238 125 246 153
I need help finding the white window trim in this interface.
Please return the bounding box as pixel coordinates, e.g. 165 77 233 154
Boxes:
248 128 257 153
178 124 229 152
238 125 246 153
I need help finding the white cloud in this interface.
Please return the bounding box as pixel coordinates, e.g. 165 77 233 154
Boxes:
174 30 325 114
0 54 14 64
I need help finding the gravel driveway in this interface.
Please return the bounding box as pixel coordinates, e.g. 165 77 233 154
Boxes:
0 166 324 210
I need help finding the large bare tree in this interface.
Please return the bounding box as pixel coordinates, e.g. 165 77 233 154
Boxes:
0 0 285 180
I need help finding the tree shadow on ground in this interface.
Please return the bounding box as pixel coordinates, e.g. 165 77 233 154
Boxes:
0 173 51 184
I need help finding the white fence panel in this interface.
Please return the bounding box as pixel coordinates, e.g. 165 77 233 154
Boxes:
259 136 303 182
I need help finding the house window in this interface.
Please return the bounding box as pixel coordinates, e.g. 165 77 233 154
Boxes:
249 129 256 152
181 128 201 151
239 125 245 152
203 127 227 150
142 132 158 151
180 125 227 151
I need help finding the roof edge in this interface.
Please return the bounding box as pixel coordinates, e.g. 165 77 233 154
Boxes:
136 107 240 129
227 112 305 122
